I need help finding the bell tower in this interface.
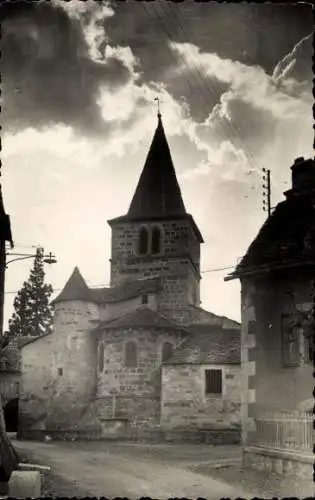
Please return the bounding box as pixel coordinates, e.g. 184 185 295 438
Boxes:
108 112 204 310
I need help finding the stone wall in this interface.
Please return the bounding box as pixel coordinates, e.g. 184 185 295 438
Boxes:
96 327 184 428
109 219 200 309
100 294 158 323
161 363 242 432
0 373 21 406
19 300 99 434
241 272 314 448
244 446 313 477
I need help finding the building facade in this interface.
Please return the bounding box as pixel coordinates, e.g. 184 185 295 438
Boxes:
19 114 241 442
226 157 314 475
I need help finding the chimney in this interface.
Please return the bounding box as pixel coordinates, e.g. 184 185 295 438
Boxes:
289 157 315 195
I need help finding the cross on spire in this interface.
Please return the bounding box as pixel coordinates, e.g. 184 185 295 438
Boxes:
154 97 161 119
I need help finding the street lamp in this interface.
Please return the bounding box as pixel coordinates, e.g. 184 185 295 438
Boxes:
5 251 57 267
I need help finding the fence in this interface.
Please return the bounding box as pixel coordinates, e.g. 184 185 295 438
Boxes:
255 412 313 452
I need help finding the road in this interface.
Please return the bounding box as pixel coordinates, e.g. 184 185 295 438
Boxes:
12 439 251 499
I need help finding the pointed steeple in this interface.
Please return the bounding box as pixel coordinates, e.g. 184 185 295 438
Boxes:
52 267 91 305
127 113 187 218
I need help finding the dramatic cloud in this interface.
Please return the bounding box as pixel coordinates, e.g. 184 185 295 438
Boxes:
171 32 313 190
2 1 134 135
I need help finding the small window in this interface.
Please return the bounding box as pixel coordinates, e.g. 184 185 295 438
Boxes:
205 369 222 395
142 294 148 305
138 227 149 255
162 342 173 362
125 341 137 368
281 313 300 367
58 368 63 376
98 343 104 372
151 226 161 255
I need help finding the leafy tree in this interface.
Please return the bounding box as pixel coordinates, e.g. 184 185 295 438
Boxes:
6 247 53 338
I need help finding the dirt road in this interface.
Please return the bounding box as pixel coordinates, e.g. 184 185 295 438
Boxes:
13 439 251 499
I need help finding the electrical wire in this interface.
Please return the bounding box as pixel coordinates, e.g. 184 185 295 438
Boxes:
149 2 260 174
3 262 241 296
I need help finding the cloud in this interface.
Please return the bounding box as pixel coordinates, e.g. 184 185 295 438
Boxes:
2 1 135 135
169 33 312 190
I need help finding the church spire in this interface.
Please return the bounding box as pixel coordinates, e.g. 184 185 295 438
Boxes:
127 111 187 219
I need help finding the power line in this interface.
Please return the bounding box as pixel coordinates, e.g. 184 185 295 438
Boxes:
154 2 260 174
3 262 241 296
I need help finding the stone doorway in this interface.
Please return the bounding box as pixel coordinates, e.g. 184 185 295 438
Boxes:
4 398 19 432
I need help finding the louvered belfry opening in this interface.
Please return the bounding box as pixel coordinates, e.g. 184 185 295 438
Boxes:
151 226 161 255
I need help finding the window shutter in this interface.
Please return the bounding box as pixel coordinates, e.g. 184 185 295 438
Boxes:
205 369 222 395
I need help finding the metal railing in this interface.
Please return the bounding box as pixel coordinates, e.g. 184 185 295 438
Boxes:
255 412 313 452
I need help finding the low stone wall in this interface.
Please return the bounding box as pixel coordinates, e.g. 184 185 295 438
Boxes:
244 446 313 477
163 427 241 445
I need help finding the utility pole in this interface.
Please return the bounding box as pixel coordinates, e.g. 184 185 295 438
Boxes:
262 167 271 217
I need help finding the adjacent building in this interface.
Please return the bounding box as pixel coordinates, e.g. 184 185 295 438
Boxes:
19 113 241 443
225 157 314 475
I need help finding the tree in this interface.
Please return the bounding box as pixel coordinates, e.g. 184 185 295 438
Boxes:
6 247 54 338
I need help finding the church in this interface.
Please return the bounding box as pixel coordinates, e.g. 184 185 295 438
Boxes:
19 112 242 443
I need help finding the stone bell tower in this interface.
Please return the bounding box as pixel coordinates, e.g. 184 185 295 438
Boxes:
107 112 204 311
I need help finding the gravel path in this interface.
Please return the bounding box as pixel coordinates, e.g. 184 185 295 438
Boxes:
13 439 250 499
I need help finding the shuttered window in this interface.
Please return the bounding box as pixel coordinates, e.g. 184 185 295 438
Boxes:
205 369 222 395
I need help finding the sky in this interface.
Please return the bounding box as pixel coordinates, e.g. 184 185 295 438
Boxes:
1 0 314 328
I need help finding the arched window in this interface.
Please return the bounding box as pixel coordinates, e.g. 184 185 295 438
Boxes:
151 226 161 255
98 343 104 372
162 342 173 362
125 341 138 367
138 227 149 255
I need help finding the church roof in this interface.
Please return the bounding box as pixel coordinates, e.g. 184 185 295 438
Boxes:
164 324 240 365
93 307 187 332
52 267 91 304
107 114 204 243
52 271 161 306
90 277 162 303
128 114 187 219
162 305 240 329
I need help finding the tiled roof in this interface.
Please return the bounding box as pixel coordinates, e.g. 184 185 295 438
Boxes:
90 277 162 304
53 270 161 306
164 324 240 365
52 267 91 304
18 334 51 348
0 341 21 373
228 158 315 279
162 305 240 329
93 307 187 332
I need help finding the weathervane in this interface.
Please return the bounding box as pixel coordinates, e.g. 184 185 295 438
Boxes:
154 97 161 118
